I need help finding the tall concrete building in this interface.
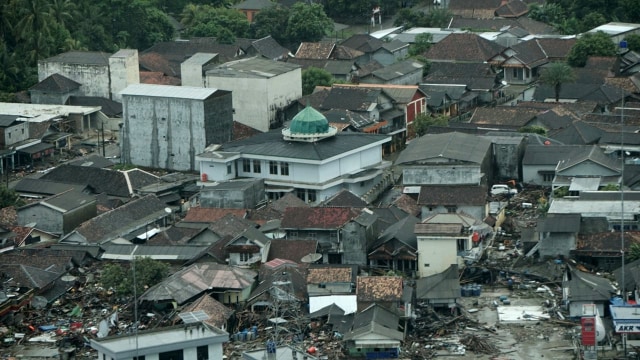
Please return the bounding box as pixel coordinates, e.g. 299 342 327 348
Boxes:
121 84 233 171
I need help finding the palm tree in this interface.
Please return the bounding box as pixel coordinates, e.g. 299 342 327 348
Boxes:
49 0 76 29
16 0 53 63
538 62 576 102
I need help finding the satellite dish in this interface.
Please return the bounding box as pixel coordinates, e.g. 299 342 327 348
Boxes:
164 207 172 214
61 275 77 282
301 253 322 263
501 80 508 86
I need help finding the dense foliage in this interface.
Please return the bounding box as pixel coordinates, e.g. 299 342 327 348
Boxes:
537 62 576 101
302 67 334 95
567 32 617 67
529 0 640 35
0 0 174 95
100 257 170 296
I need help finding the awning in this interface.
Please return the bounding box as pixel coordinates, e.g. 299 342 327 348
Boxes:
569 177 601 191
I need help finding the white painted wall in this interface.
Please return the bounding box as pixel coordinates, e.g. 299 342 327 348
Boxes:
38 62 110 99
109 49 140 102
417 237 459 277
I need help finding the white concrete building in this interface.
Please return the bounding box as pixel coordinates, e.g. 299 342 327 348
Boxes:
121 84 233 171
90 322 227 360
202 57 301 132
38 50 139 101
196 106 391 204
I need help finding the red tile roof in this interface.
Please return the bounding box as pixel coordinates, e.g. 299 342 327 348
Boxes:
183 207 247 223
357 276 403 302
280 207 361 229
267 239 318 263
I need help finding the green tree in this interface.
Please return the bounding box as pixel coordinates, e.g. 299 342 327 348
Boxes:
628 242 640 262
100 257 170 296
538 62 576 102
425 7 453 28
286 3 333 45
625 34 640 52
519 125 547 135
181 5 249 39
16 0 54 64
394 8 429 28
0 186 23 208
250 5 290 44
49 0 75 29
302 67 333 95
528 3 566 25
413 113 449 137
579 12 607 33
567 31 616 67
408 33 432 57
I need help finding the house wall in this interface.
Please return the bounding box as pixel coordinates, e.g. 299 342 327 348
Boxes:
223 286 253 304
17 201 96 235
30 89 80 105
198 158 237 182
403 164 482 186
523 164 556 185
203 92 234 148
342 221 369 266
123 92 232 171
559 161 620 177
206 68 302 132
200 180 265 209
38 62 110 99
421 205 485 222
109 50 140 102
504 66 534 85
417 237 460 277
0 122 30 148
362 69 422 86
538 232 576 258
492 141 523 182
568 301 605 318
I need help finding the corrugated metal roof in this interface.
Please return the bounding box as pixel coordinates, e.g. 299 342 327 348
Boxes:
120 84 219 100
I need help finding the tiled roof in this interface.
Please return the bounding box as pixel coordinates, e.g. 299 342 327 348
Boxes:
140 262 257 304
270 193 309 213
250 36 290 60
427 62 495 78
449 0 502 18
67 154 116 168
44 51 111 65
178 294 234 328
40 165 158 198
69 194 169 244
356 276 403 302
0 264 61 289
495 0 529 17
548 121 603 145
522 145 591 165
14 178 82 196
450 17 555 34
395 131 492 165
331 45 365 60
392 194 421 216
281 207 360 229
232 0 275 10
564 266 616 301
140 38 241 77
30 74 80 93
321 189 368 207
369 60 424 81
470 106 538 127
267 239 318 263
425 33 505 62
536 38 576 60
537 213 581 232
417 185 487 206
556 144 621 172
139 71 181 86
295 42 335 59
233 121 261 141
307 266 354 284
66 96 123 117
183 207 247 223
321 86 380 112
416 264 461 299
340 34 384 53
208 213 257 239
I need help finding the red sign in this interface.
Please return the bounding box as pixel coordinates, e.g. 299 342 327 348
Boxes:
582 317 597 346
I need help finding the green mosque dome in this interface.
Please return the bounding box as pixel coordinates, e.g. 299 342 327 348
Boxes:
289 105 329 134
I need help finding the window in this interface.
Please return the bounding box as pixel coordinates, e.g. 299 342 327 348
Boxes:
21 129 24 134
446 206 457 213
159 350 183 360
280 162 289 176
240 253 252 262
309 232 317 240
457 238 466 252
134 357 146 360
226 163 232 174
542 172 554 182
269 161 278 175
513 68 518 78
296 188 306 201
289 231 298 239
197 345 208 360
308 190 317 203
242 159 251 172
253 160 261 173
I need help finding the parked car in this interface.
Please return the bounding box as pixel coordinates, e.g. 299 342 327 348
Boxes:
491 184 518 196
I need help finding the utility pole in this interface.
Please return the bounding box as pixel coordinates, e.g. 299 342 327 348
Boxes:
101 122 106 157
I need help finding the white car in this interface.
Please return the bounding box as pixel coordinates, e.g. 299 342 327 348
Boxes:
491 184 518 196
